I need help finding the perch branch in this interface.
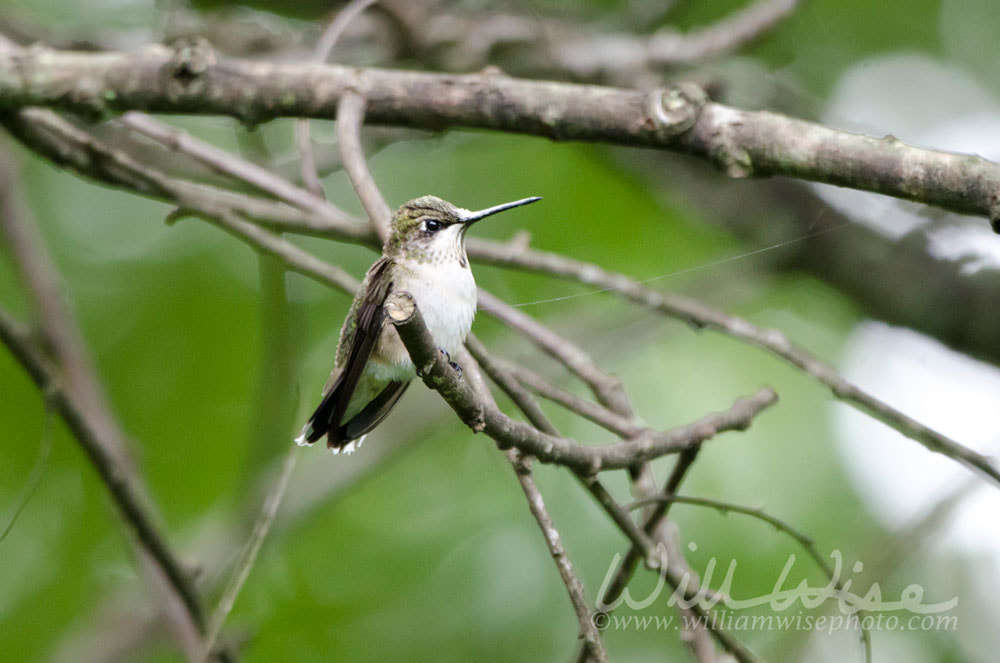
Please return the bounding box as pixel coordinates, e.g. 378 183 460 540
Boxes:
395 298 775 470
386 291 777 473
467 238 1000 487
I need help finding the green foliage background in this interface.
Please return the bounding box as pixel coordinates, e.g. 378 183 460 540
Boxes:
0 1 991 661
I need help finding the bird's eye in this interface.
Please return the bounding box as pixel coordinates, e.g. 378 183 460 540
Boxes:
423 219 442 233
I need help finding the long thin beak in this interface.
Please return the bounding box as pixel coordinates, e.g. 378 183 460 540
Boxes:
458 196 542 224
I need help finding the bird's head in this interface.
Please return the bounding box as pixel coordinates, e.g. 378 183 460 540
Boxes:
385 195 541 263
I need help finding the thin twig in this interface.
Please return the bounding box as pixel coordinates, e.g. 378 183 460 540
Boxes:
507 451 609 662
0 148 133 468
296 0 380 197
0 105 364 301
202 445 298 661
478 290 632 415
625 494 873 663
121 112 355 222
337 90 392 240
646 0 802 65
0 404 52 543
181 208 360 296
0 304 211 651
599 446 701 609
390 0 800 79
496 355 641 437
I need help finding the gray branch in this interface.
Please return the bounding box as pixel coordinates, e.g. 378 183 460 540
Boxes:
1 43 1000 224
384 291 777 472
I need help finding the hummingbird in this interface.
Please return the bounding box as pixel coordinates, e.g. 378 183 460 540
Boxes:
295 194 541 454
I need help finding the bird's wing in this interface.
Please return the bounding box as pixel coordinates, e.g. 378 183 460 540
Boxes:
300 257 394 447
329 257 394 432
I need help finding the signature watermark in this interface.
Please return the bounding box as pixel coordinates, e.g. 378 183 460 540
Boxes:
592 542 959 632
592 610 959 633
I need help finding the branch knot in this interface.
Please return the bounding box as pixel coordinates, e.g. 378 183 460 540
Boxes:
166 37 217 103
646 82 707 138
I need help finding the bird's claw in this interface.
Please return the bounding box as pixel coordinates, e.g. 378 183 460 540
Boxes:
437 347 462 378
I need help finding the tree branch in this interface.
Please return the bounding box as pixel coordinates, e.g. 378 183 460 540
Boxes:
296 0 380 198
1 43 1000 223
202 446 298 661
121 111 353 222
507 451 609 663
0 303 212 651
467 333 754 663
466 336 641 438
467 237 1000 487
7 98 994 487
386 291 778 471
337 89 391 239
0 155 216 657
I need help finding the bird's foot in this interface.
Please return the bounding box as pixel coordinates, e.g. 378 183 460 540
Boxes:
438 347 462 377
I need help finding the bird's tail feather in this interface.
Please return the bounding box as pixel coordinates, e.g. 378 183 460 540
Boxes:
295 379 410 453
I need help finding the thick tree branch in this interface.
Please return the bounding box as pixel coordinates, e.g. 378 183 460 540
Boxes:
1 44 1000 223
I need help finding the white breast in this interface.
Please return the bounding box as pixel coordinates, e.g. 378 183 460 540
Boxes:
402 259 477 355
367 259 476 384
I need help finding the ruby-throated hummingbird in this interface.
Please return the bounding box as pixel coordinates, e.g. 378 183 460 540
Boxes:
296 194 541 454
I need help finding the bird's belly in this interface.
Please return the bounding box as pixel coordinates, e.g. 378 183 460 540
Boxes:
372 261 476 376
